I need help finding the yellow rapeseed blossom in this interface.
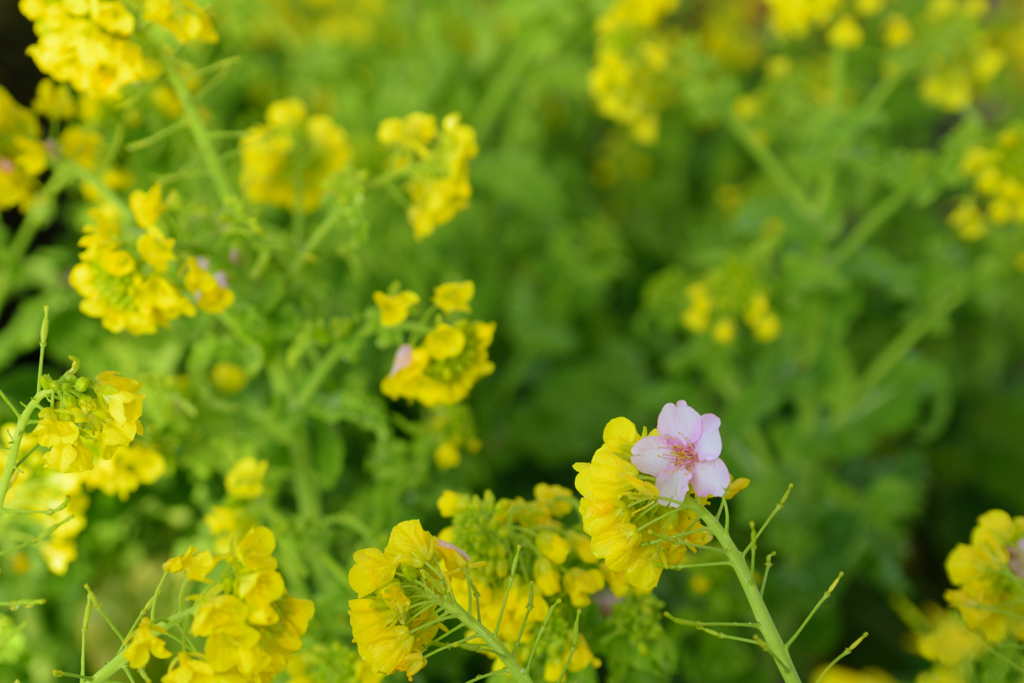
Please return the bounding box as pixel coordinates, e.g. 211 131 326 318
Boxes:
573 416 715 591
377 111 479 240
826 14 865 50
79 444 166 501
142 0 219 44
913 603 984 667
31 77 75 120
0 85 48 213
380 319 497 407
124 617 172 669
20 0 161 99
239 97 353 213
433 440 462 469
224 456 268 500
182 255 235 314
186 526 314 677
69 205 198 335
129 183 166 229
373 290 421 327
764 0 841 41
587 0 679 146
210 360 248 394
163 545 222 583
944 509 1024 642
432 280 475 314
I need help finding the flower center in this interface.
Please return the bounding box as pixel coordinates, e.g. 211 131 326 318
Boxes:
668 438 696 472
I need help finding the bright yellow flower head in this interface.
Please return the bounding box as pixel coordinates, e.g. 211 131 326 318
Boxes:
537 531 571 565
163 545 221 583
562 567 606 608
129 183 166 229
31 78 75 120
235 525 280 572
432 440 462 469
373 290 421 328
225 456 269 500
437 490 470 518
349 548 401 598
432 280 475 314
238 569 287 625
123 617 172 669
142 0 219 44
79 444 166 501
423 323 467 360
135 225 176 273
826 14 865 50
384 520 434 568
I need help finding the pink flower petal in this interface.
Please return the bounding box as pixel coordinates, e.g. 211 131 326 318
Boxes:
658 400 702 443
389 344 414 376
694 413 722 461
690 459 730 498
631 435 674 475
655 467 692 507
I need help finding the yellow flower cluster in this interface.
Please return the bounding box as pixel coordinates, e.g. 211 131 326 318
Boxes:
239 97 353 213
377 111 479 240
19 0 158 99
436 486 605 681
377 280 495 407
763 0 842 41
31 77 77 121
586 0 679 146
31 371 145 473
944 509 1024 643
682 280 782 345
948 127 1024 243
203 456 267 554
3 413 166 575
0 85 49 213
915 0 1005 113
909 603 983 683
70 184 234 334
348 520 461 679
284 641 383 683
573 417 714 592
158 526 315 680
143 0 219 45
380 319 496 407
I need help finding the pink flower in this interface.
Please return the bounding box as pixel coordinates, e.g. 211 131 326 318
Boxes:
436 539 470 561
630 400 730 506
388 343 414 377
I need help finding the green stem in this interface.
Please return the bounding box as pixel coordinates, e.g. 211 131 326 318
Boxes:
0 390 52 527
88 608 196 683
684 498 802 683
156 44 235 204
832 188 911 264
288 425 322 520
727 114 817 221
441 595 535 683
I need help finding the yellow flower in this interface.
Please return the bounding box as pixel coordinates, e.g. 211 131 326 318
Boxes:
913 604 983 667
210 360 248 394
433 440 462 469
437 490 470 518
238 98 353 213
378 111 479 240
562 567 606 608
349 548 401 598
432 280 475 314
142 0 219 44
826 15 865 50
533 557 562 596
123 617 172 669
380 320 497 407
373 290 421 327
129 183 166 229
423 323 466 360
225 456 268 500
883 13 914 48
31 78 75 120
711 317 737 345
182 256 235 314
384 520 434 568
79 444 166 500
533 482 575 518
162 545 221 583
543 634 601 682
135 226 177 272
537 531 571 565
235 525 280 572
238 569 287 625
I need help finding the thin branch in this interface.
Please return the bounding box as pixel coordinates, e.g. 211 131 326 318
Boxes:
787 572 844 649
813 633 868 683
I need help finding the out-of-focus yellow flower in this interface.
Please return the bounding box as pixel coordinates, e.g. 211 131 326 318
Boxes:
373 290 420 327
123 617 172 669
432 280 475 314
225 456 268 500
210 360 248 394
